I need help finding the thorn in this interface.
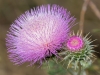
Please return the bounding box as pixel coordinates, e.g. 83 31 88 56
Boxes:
84 32 90 38
67 57 74 69
77 30 79 36
80 30 82 36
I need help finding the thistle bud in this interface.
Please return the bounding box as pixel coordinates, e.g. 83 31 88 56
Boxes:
62 32 96 69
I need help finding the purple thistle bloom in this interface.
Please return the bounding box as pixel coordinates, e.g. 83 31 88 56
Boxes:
66 32 84 52
6 4 75 65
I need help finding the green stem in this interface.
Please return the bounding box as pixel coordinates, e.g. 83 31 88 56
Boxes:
78 63 82 75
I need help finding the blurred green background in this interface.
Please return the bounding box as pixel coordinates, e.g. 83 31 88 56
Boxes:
0 0 100 75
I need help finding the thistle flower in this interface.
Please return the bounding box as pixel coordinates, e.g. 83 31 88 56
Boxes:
66 34 83 52
6 4 75 65
60 32 96 69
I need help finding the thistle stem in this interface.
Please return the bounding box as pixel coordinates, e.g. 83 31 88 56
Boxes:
78 63 82 75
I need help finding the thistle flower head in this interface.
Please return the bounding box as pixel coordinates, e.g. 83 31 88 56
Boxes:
6 4 75 65
60 32 96 69
67 33 84 52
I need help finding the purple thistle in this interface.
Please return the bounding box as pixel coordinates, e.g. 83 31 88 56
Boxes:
6 4 75 65
66 32 84 52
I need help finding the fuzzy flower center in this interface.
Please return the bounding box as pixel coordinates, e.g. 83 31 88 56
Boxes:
70 39 79 46
67 36 83 51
